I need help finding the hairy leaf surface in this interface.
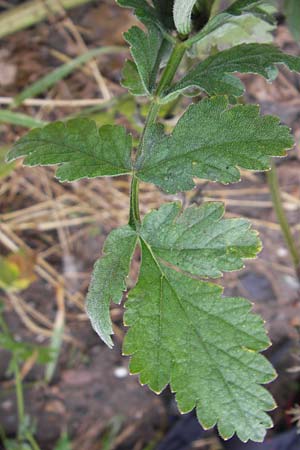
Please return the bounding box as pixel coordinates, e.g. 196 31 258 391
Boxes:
136 96 293 193
124 240 276 442
173 0 198 35
6 119 133 182
163 43 300 101
122 60 147 96
124 26 163 95
140 202 261 278
86 226 137 348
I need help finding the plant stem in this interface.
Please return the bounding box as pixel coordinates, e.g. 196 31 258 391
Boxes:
129 41 187 230
155 43 187 98
129 176 140 229
14 358 25 429
267 161 300 276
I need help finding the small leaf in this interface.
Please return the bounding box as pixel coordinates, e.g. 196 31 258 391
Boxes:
124 240 276 442
6 119 133 182
284 0 300 41
86 226 137 347
140 202 261 278
122 60 147 96
163 43 300 101
124 25 163 95
136 96 294 193
173 0 198 35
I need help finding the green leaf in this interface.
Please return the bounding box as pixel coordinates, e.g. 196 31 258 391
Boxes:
284 0 300 41
86 226 137 348
186 0 275 47
163 43 300 101
124 26 163 95
136 96 293 193
173 0 198 35
124 239 276 442
6 119 133 182
140 202 261 278
121 60 147 96
189 11 275 60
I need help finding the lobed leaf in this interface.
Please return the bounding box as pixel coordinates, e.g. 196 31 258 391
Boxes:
6 119 133 182
140 202 261 278
86 226 137 348
136 96 294 193
124 25 163 95
162 43 300 101
124 240 276 442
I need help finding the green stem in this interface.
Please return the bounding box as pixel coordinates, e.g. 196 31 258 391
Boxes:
129 41 187 230
155 42 187 98
129 176 140 229
267 161 300 276
14 358 25 430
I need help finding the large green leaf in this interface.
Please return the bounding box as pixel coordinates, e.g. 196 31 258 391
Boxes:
124 239 276 442
6 119 133 182
136 96 293 193
124 25 163 95
162 43 300 101
86 226 137 348
140 202 261 278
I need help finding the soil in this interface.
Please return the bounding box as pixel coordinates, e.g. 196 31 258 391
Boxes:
0 1 300 449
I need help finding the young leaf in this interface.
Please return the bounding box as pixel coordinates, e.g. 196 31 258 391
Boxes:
140 202 261 278
162 43 300 101
124 240 276 442
190 12 275 60
136 96 294 193
86 226 137 348
124 25 163 95
186 0 275 47
6 119 133 182
173 0 198 35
